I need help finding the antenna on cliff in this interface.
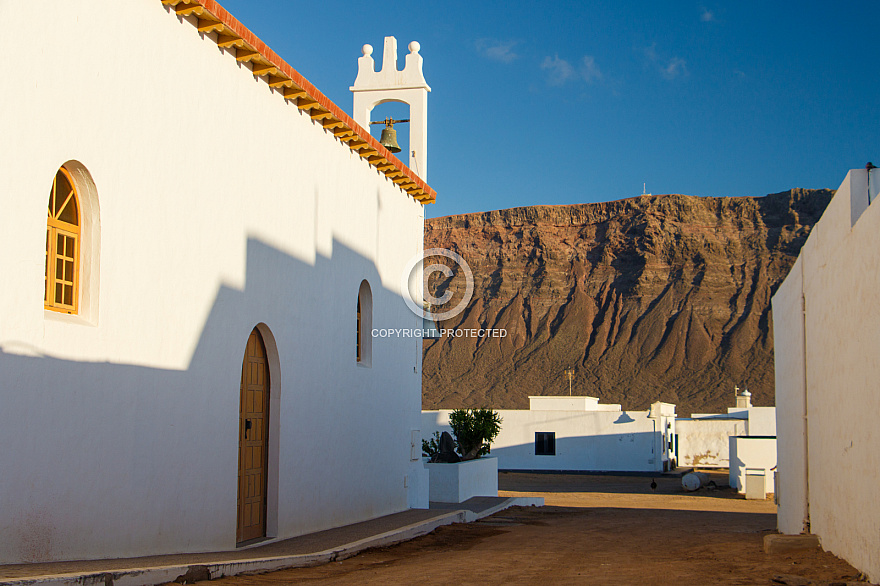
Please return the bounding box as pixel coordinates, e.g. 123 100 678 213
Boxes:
641 183 651 197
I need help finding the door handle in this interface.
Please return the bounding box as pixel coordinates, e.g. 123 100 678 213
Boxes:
245 419 252 439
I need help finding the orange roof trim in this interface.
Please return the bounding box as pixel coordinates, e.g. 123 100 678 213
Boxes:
160 0 436 204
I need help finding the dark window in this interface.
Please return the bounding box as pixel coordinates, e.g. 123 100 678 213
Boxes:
356 280 372 367
535 432 556 456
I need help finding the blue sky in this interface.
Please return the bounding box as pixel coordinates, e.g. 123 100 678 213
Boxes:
217 0 878 219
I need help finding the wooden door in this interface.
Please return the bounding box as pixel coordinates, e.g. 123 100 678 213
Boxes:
237 328 270 544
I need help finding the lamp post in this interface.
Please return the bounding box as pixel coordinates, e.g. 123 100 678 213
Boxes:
564 368 575 396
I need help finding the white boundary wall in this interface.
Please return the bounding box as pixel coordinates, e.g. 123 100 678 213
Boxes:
773 169 880 581
0 1 426 563
676 418 744 468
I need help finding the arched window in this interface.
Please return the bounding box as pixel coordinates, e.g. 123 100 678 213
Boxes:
357 280 372 366
45 168 80 313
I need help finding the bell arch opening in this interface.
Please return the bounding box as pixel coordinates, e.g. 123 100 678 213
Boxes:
367 101 411 159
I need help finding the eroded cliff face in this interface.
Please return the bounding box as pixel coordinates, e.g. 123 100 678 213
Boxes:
422 189 832 416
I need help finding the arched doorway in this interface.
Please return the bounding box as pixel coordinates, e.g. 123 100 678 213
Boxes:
237 327 270 544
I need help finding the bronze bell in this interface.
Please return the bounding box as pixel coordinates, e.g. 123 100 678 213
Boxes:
378 124 401 153
370 117 409 153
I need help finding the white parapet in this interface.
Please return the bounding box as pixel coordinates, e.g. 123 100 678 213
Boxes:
528 396 601 411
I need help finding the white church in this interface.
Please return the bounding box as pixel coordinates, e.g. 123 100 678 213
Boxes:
0 0 435 563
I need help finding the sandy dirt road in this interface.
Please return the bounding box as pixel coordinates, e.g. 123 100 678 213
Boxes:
195 472 863 586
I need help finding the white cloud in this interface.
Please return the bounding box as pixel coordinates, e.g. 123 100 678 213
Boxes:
541 54 603 86
700 8 715 22
642 44 688 80
661 57 688 79
541 54 576 86
580 56 603 83
476 39 518 63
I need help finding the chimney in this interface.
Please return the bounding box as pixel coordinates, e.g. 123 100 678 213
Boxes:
736 388 752 409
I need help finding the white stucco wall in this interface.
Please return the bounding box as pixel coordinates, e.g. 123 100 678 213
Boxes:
0 0 427 563
423 405 676 473
773 169 880 581
773 256 808 534
676 418 745 468
746 407 777 437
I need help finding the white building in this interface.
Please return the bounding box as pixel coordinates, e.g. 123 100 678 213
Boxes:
728 436 776 498
773 167 880 582
423 397 677 473
676 389 776 469
0 0 434 564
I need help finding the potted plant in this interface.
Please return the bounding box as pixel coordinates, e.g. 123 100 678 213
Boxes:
423 409 503 503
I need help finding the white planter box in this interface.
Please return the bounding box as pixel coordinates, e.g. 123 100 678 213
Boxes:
426 457 498 503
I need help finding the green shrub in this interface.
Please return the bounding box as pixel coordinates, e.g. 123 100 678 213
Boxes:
422 431 443 458
448 408 502 460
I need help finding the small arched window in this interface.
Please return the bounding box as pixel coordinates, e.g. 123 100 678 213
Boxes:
45 168 80 313
357 296 362 362
357 280 372 367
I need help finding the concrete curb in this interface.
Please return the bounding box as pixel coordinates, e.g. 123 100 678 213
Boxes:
464 497 544 522
1 500 542 586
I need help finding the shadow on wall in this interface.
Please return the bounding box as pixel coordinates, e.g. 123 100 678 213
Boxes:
0 237 419 564
488 431 663 473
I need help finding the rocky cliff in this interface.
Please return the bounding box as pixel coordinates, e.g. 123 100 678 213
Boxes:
422 189 833 416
